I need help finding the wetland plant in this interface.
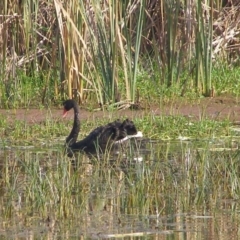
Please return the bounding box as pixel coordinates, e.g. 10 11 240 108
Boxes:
0 109 240 238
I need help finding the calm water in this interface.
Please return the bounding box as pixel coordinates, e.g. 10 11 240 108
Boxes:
0 138 240 239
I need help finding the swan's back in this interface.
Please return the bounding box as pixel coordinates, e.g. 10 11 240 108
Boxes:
69 119 138 154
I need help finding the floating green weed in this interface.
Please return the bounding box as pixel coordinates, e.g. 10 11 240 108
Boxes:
136 114 232 140
0 111 234 149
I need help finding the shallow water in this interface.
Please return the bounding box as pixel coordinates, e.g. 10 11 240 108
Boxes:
0 138 240 239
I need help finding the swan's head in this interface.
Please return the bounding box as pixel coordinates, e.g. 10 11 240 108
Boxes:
63 99 76 117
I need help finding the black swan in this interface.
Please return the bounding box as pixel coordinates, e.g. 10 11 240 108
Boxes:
63 99 143 156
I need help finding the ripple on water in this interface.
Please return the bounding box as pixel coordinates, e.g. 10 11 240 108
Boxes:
0 138 239 239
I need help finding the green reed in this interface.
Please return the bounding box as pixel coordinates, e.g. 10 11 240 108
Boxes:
195 0 213 96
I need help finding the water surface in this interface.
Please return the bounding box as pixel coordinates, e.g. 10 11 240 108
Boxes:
0 138 240 239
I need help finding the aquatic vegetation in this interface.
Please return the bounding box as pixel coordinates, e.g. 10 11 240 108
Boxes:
0 111 240 238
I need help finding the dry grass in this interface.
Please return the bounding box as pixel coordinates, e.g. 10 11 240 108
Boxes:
0 0 239 105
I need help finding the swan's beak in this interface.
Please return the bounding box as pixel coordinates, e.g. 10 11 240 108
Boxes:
63 109 68 118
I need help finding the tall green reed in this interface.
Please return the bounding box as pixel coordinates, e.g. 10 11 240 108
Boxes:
82 0 146 106
195 0 213 96
128 0 145 102
164 0 182 87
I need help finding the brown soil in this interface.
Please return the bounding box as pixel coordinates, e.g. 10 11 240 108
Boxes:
1 96 240 124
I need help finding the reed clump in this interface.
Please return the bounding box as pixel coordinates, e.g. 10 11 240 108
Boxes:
0 1 240 107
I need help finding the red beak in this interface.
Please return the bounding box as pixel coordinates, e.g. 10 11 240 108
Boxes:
63 108 68 118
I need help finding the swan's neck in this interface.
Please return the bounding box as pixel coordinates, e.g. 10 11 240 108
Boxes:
66 104 80 146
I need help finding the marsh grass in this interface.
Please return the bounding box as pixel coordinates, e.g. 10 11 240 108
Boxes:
1 112 240 237
0 109 233 148
1 144 240 237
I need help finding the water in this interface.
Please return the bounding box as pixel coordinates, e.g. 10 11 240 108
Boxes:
0 138 240 239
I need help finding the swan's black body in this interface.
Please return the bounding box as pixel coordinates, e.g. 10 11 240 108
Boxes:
63 99 140 156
